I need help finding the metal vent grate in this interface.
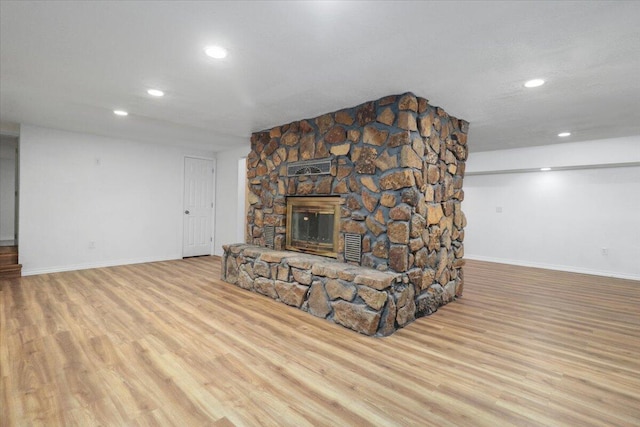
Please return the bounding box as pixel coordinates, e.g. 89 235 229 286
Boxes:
344 233 362 263
264 226 275 249
287 159 332 177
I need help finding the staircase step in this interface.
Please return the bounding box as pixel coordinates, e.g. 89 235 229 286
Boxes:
0 245 18 254
0 252 18 265
0 264 22 279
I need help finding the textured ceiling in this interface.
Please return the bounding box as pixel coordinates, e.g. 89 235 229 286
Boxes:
1 1 639 152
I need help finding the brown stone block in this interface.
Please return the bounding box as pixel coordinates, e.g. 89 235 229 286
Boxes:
380 192 397 208
389 204 412 221
330 143 351 156
356 101 376 126
400 145 423 169
315 140 329 158
454 144 468 161
348 175 361 193
325 126 347 144
315 176 333 194
377 107 395 126
295 181 313 195
363 126 389 146
353 270 398 290
308 281 332 318
414 247 429 268
259 251 290 263
377 296 396 336
281 131 300 146
291 268 312 285
398 93 418 111
277 265 290 281
427 204 444 225
426 164 440 184
388 130 411 147
264 139 278 156
372 238 389 258
332 300 381 336
361 190 379 212
410 213 426 239
256 164 268 176
287 148 299 162
400 186 418 207
254 278 278 299
316 113 334 134
300 134 315 160
326 279 356 301
397 112 417 131
365 216 385 237
347 129 361 142
346 196 361 211
396 298 416 327
429 135 441 153
341 219 367 235
269 127 282 138
379 95 398 106
417 97 429 113
334 179 349 194
420 269 436 291
237 269 253 290
389 245 409 272
374 150 398 172
374 208 386 225
379 169 415 191
409 237 424 252
357 286 388 310
335 110 354 126
353 146 377 175
358 176 377 193
337 164 353 180
275 281 308 308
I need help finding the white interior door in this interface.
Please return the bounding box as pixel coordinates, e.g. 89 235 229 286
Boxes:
183 157 214 257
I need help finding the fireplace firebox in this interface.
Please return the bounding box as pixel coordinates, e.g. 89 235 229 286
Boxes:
285 197 342 258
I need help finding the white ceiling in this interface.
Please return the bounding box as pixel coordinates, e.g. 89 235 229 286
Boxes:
1 1 639 152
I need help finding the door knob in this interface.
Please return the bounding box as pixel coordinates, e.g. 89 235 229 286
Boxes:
184 210 190 214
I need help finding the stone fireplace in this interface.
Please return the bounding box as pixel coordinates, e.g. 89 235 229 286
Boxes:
223 92 468 336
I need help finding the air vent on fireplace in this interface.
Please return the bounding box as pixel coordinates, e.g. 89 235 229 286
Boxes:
344 233 362 263
264 226 275 249
287 159 332 177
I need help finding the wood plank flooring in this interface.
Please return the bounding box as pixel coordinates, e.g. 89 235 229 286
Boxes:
1 257 639 426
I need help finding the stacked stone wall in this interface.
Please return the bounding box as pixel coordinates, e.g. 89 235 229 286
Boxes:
246 92 468 299
228 92 468 334
223 244 455 336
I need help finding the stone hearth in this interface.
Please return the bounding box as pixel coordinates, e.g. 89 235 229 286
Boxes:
223 92 468 335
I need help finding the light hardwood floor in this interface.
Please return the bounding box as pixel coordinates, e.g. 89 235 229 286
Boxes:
1 257 639 426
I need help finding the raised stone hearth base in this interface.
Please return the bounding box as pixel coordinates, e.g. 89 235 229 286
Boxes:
222 244 458 336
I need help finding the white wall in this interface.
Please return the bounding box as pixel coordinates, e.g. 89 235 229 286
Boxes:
464 137 640 280
19 125 214 275
213 145 250 256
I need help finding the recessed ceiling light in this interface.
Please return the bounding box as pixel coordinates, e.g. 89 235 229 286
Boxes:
524 79 545 88
540 167 551 171
113 110 128 116
558 132 571 137
204 45 228 59
147 89 164 97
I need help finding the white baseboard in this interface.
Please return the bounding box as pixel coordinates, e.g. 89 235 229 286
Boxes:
21 254 183 276
465 254 640 281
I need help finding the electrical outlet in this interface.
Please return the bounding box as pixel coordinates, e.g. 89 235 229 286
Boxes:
601 247 608 256
495 206 503 213
89 241 96 249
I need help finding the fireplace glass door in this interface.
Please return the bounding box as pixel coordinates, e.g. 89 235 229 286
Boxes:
286 197 341 258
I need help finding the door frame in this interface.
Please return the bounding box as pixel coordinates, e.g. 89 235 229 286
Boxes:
182 155 216 257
